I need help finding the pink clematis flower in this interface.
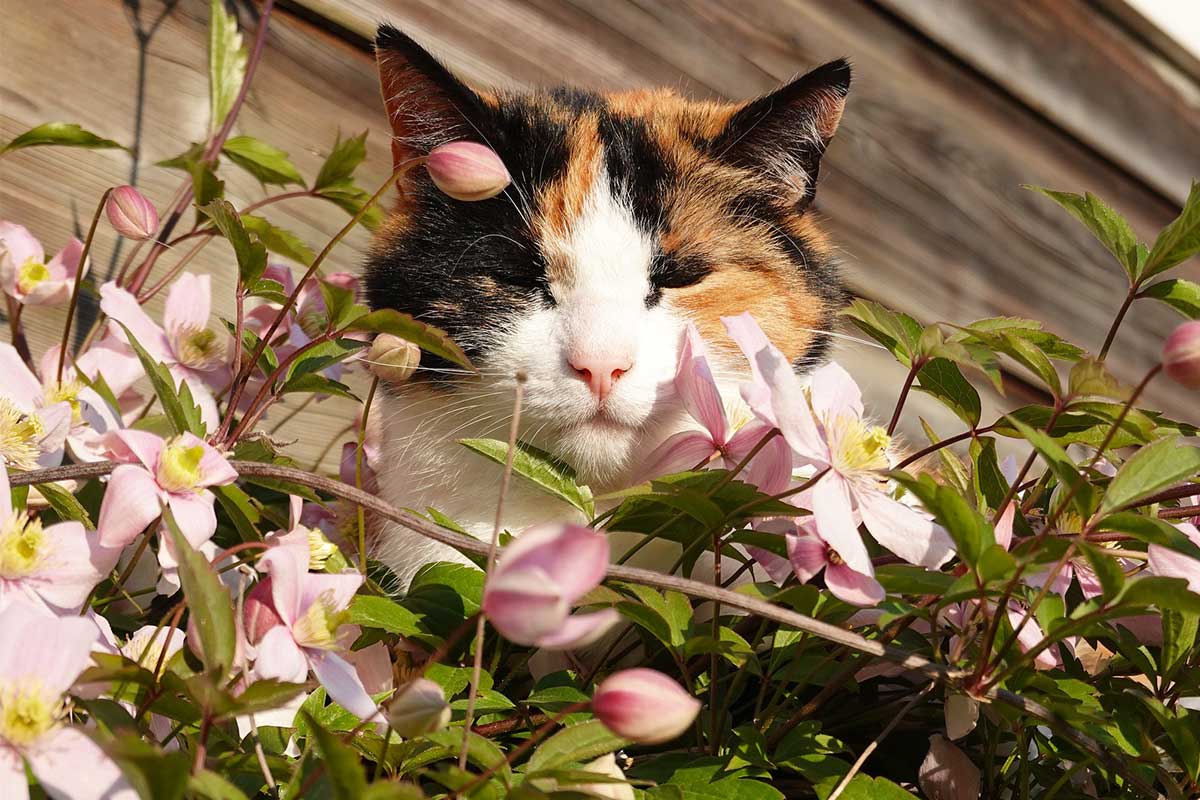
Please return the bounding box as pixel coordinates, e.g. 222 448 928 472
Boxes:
0 222 88 306
99 273 228 428
0 466 114 613
0 344 125 464
0 602 135 800
1148 523 1200 594
779 518 884 607
482 524 619 650
249 545 381 722
96 429 237 550
723 312 954 573
636 324 792 492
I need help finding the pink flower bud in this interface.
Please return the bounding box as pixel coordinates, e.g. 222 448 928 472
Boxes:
1163 320 1200 389
105 185 159 240
386 678 451 737
243 577 284 645
366 334 420 384
425 141 511 201
919 734 981 800
591 668 701 744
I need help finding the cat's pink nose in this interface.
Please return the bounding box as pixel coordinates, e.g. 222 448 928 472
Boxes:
570 354 632 401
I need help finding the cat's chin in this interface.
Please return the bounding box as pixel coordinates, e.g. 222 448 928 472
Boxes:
539 416 646 488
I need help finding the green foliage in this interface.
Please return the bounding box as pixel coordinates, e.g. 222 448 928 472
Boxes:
0 121 125 155
347 308 475 371
164 508 237 680
1027 186 1140 279
207 0 247 134
460 438 595 516
201 199 268 285
222 135 304 186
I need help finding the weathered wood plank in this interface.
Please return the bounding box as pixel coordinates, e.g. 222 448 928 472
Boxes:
286 0 1198 421
874 0 1200 204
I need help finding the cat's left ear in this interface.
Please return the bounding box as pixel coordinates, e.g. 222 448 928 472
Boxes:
716 59 851 210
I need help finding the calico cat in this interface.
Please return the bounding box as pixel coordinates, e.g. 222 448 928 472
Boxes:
363 26 850 588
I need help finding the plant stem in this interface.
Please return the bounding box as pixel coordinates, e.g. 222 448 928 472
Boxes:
826 682 936 800
1098 286 1137 361
460 375 525 770
356 376 380 573
895 425 995 471
57 188 112 382
5 297 33 367
887 359 923 436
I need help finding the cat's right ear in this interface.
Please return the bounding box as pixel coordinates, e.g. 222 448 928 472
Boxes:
375 25 486 171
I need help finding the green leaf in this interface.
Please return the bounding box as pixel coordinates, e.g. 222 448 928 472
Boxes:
527 720 631 774
222 135 304 186
201 199 267 285
318 278 364 330
1143 181 1200 279
164 507 236 678
1140 278 1200 319
914 358 981 427
347 595 422 637
1 121 124 155
284 338 368 382
1077 540 1124 601
1094 512 1200 561
1116 576 1200 615
346 308 474 371
190 162 225 225
404 563 485 641
1004 416 1095 516
875 564 956 595
892 472 993 566
1099 436 1200 515
302 712 368 799
280 372 357 400
241 214 315 266
460 438 594 516
36 481 94 528
841 299 922 367
189 770 251 800
102 733 191 800
423 729 511 781
1026 186 1139 279
1161 610 1198 680
1068 358 1129 401
117 323 204 435
315 180 385 229
221 678 306 718
315 131 369 191
207 0 247 133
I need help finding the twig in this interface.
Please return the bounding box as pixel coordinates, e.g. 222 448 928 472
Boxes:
58 188 111 381
827 682 936 800
356 376 380 573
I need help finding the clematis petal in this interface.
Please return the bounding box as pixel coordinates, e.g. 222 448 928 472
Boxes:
786 529 829 584
496 524 609 604
534 608 620 651
28 726 137 800
1007 603 1060 670
994 502 1015 552
298 572 364 616
254 626 308 683
808 361 864 421
1148 524 1200 594
46 238 87 281
0 602 98 693
0 465 10 518
309 651 383 722
34 402 71 468
482 566 569 645
677 324 728 442
99 282 172 363
97 465 163 548
164 273 212 341
29 521 111 611
166 491 218 547
729 423 794 495
0 342 42 408
102 428 165 470
0 748 29 800
857 488 955 569
343 641 394 697
810 476 874 574
825 562 885 607
259 545 308 626
632 430 717 484
0 221 45 272
75 329 145 397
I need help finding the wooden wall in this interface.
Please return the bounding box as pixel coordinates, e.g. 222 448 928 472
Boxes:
2 0 1198 469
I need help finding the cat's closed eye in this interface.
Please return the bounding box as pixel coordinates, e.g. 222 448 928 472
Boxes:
651 253 711 291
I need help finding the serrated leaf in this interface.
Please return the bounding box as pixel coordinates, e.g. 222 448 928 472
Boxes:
222 135 304 186
347 595 422 637
841 299 923 367
241 214 315 266
891 472 993 566
164 507 236 679
1004 416 1095 516
280 372 357 400
284 338 367 382
346 308 474 371
1099 436 1200 515
1027 186 1139 279
315 131 369 191
0 122 125 155
1143 181 1200 279
201 199 267 284
1140 278 1200 319
207 0 247 133
1077 540 1124 600
117 323 204 436
318 278 364 329
1068 358 1129 401
914 357 981 427
460 438 594 516
102 733 191 800
316 179 384 229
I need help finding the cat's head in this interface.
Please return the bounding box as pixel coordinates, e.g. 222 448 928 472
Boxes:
365 26 849 485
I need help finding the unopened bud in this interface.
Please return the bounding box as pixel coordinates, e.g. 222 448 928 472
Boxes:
367 334 420 384
1163 320 1200 389
592 668 701 745
105 186 159 240
425 142 511 201
386 678 451 737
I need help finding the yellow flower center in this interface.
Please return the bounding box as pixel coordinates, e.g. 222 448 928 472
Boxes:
306 527 338 571
174 327 225 370
829 415 892 475
43 379 83 425
0 512 46 577
0 398 44 471
292 592 348 651
0 682 60 747
156 439 205 493
16 260 50 295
